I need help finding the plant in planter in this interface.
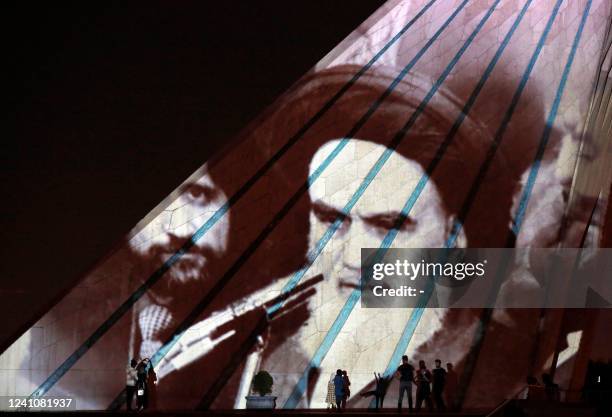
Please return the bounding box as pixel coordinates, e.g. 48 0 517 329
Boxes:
245 371 277 409
252 370 273 396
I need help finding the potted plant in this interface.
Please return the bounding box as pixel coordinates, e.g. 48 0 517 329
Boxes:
245 371 277 409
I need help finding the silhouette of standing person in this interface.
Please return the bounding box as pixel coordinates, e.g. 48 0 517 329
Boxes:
445 363 458 411
360 372 391 409
333 369 344 411
375 372 389 409
341 370 351 409
432 359 446 410
396 355 414 411
125 359 138 411
147 361 158 409
415 360 433 412
136 358 149 410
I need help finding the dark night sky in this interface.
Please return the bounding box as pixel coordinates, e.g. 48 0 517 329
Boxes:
3 1 386 349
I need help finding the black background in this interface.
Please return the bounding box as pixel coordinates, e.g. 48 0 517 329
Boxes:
3 1 386 350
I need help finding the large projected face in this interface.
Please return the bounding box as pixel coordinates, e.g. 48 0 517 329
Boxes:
130 172 230 308
308 139 452 292
254 138 468 409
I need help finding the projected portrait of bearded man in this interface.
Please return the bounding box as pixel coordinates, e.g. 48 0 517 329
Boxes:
106 64 553 410
123 153 311 409
128 171 231 360
202 64 521 408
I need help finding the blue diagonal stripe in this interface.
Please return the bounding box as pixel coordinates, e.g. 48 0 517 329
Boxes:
271 0 472 317
282 0 501 407
512 0 593 236
144 0 466 378
102 0 469 408
382 0 568 388
30 1 441 398
449 2 593 407
387 0 591 404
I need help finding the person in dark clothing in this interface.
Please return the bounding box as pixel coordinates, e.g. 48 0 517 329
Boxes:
146 363 158 409
125 359 138 411
360 372 391 409
341 370 351 409
396 355 415 411
374 373 390 409
432 359 447 410
136 358 150 410
445 363 458 411
333 369 344 411
415 360 433 412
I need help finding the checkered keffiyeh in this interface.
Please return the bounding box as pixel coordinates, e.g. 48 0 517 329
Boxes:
138 304 175 359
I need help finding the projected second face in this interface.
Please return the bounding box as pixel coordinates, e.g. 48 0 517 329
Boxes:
130 172 230 308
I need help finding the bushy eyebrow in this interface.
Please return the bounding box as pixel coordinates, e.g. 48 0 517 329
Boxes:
312 201 417 231
362 212 416 229
185 183 220 201
312 200 348 222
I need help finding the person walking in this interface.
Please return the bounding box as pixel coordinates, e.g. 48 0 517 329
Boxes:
125 359 138 411
396 355 414 411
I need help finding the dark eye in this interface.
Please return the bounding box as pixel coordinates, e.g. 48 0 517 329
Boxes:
312 201 346 225
364 213 416 233
186 184 218 202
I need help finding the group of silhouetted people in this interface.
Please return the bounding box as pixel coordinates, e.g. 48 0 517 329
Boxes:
125 358 157 411
327 369 351 411
396 355 449 412
360 356 457 412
